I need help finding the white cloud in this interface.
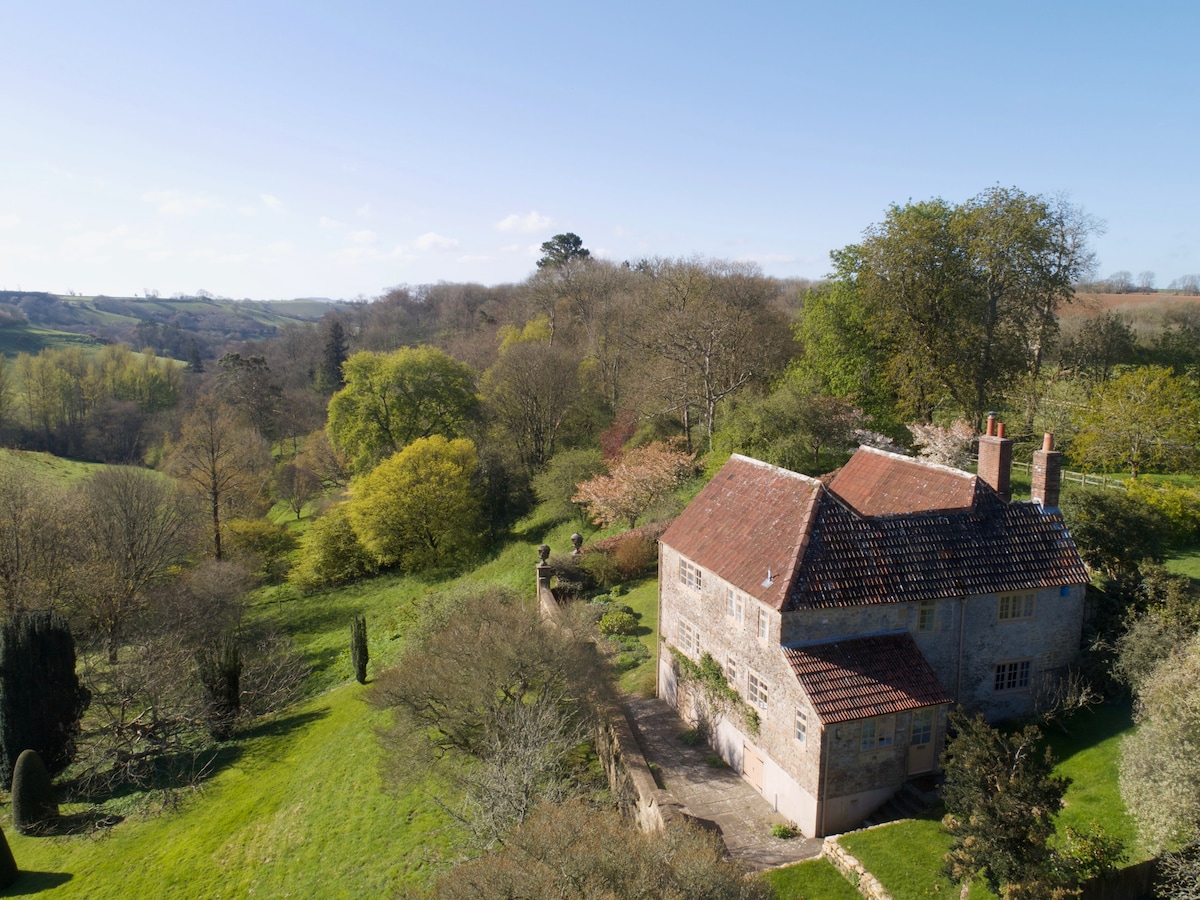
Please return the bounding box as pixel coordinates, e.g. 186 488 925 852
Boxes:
260 194 282 210
142 190 222 216
320 216 345 228
415 232 459 252
495 211 551 234
265 240 294 256
349 229 377 244
239 206 259 217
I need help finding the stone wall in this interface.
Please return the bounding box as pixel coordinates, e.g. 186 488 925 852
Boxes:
822 834 894 900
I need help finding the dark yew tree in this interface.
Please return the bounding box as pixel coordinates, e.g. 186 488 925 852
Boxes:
0 612 89 788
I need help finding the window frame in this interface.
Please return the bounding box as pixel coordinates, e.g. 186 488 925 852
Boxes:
911 708 933 746
747 670 768 711
794 709 807 745
998 591 1036 623
725 656 738 687
860 715 895 752
993 659 1032 692
678 619 699 658
757 606 769 642
917 599 936 633
679 558 703 593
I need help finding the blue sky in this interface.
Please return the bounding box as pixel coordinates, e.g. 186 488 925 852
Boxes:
1 1 1196 300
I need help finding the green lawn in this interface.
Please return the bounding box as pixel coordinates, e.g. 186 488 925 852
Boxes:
765 857 863 899
0 448 109 484
618 578 659 696
5 685 455 897
2 510 597 897
1045 701 1143 860
839 819 996 900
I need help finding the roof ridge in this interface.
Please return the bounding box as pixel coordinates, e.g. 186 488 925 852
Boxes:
855 443 979 483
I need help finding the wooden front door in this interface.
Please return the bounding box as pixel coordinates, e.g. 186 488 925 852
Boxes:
908 708 935 775
743 742 764 792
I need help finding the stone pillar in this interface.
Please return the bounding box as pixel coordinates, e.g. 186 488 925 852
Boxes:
977 414 1013 501
1031 432 1063 509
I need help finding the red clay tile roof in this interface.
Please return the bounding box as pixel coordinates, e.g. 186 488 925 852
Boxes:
828 446 977 515
661 450 1089 612
787 485 1088 610
659 455 822 611
784 633 951 725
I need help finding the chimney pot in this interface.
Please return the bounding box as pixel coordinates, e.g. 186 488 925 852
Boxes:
986 414 996 437
1043 432 1054 452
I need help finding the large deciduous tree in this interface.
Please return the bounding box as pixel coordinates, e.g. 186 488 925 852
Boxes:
1071 366 1200 477
77 467 193 661
481 332 602 477
166 397 272 560
347 435 483 572
811 187 1099 423
327 346 478 475
626 258 793 450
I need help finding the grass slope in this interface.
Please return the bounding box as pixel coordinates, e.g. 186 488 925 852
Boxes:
0 448 110 483
8 686 454 898
765 857 863 899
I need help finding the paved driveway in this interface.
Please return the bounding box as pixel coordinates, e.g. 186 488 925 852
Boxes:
623 696 823 870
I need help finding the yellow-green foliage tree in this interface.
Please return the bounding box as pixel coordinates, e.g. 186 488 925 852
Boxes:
347 436 483 572
326 347 478 475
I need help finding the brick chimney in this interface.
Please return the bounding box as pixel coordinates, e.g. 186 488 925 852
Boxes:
977 414 1013 501
1031 432 1063 509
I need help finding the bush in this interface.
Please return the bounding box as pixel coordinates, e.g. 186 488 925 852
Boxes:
610 534 657 580
598 610 638 637
196 637 242 740
11 749 57 835
225 518 298 583
289 503 378 591
771 822 800 839
0 824 16 888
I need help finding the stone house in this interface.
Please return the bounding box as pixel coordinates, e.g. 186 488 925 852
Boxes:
656 421 1088 836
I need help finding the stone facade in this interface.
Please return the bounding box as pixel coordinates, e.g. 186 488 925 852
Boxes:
656 440 1088 837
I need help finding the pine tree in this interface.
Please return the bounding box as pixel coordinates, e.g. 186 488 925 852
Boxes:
0 612 89 789
317 318 349 393
350 615 368 684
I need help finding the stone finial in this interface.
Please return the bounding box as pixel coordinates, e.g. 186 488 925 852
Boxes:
570 533 583 555
537 544 551 563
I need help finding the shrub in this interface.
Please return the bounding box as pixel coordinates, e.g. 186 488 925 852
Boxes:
225 518 298 583
289 503 378 591
610 534 657 580
679 728 704 746
350 615 368 684
598 610 638 637
11 749 57 836
0 823 16 888
196 637 242 740
771 822 800 839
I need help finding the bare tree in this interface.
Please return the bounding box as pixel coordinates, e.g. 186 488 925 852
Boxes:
166 397 272 560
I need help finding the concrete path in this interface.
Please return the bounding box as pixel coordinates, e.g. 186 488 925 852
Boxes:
623 696 823 870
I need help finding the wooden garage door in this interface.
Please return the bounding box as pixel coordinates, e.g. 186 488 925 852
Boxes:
743 742 764 793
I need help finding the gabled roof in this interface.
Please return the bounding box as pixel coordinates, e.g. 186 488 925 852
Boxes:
660 449 1089 612
659 455 821 611
783 633 951 725
828 445 977 516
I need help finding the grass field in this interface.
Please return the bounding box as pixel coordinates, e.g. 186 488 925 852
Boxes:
0 505 608 897
0 448 109 483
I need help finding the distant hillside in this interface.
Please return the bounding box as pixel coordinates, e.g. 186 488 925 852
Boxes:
0 291 350 360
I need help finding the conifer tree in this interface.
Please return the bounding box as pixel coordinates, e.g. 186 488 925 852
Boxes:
0 612 89 789
0 823 17 888
11 749 57 835
196 636 242 740
350 615 368 684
